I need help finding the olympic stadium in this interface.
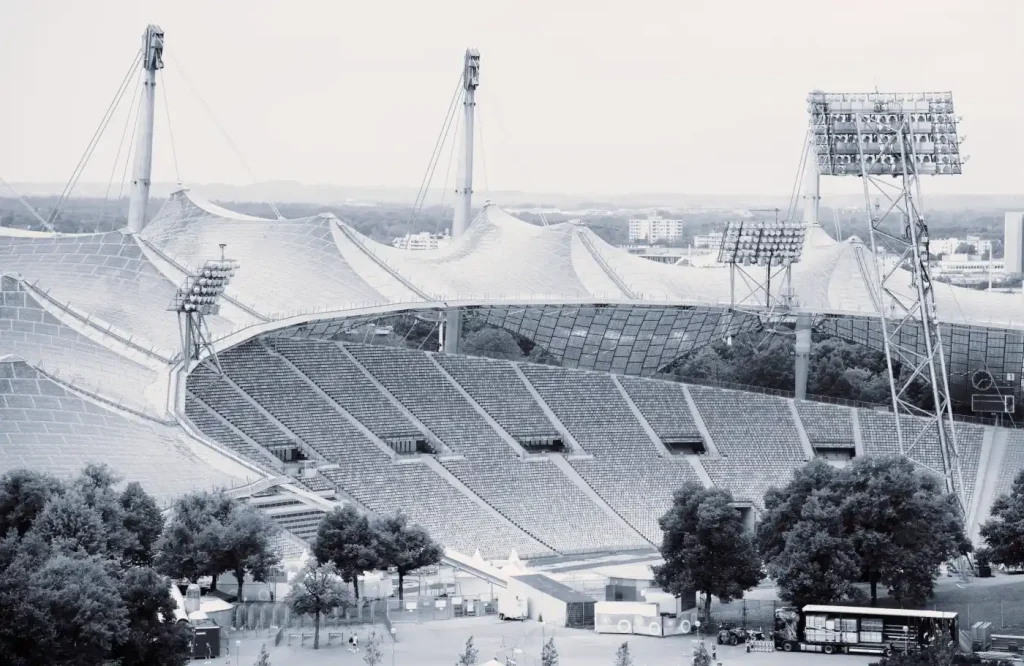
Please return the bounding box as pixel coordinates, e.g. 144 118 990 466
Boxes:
4 27 1024 572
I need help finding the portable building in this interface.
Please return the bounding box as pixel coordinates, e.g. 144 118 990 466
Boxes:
508 574 596 628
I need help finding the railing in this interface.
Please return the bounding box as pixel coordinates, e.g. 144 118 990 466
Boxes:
677 375 1018 428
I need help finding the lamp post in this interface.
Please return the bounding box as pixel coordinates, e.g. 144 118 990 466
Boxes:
390 627 397 666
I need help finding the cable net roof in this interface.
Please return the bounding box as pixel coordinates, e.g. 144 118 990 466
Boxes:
3 187 1022 365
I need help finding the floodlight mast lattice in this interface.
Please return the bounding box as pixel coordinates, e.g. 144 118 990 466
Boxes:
808 90 967 512
169 244 239 373
718 219 805 311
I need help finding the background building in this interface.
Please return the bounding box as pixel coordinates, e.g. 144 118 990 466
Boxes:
1005 212 1024 274
693 231 723 249
392 230 452 250
628 216 684 243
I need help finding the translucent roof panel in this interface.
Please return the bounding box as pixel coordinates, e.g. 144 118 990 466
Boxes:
142 191 388 318
353 206 597 301
0 361 250 504
0 230 231 357
0 277 166 419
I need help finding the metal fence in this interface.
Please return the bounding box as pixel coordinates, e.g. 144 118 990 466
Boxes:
230 599 389 632
386 595 498 623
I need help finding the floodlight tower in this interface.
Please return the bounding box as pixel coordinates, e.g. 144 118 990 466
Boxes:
127 25 164 234
808 90 966 511
718 219 805 311
169 245 239 372
443 48 480 354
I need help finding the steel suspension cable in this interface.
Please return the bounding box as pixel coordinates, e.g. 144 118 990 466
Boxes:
117 91 142 203
403 72 465 242
166 53 283 220
160 70 182 186
48 49 142 229
433 106 462 233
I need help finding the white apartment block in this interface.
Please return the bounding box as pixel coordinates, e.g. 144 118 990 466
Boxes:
628 216 685 243
693 232 724 249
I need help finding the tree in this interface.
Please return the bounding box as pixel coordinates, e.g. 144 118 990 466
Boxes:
363 631 384 666
456 636 478 666
254 644 271 666
375 512 443 601
214 504 281 601
541 637 558 666
120 482 164 566
838 457 967 605
111 566 191 666
313 505 381 599
0 468 64 537
763 494 862 608
155 490 235 586
31 554 129 666
31 490 108 556
462 327 523 361
654 483 763 622
614 641 633 666
980 470 1024 569
287 561 350 650
759 461 862 608
73 464 131 556
0 467 187 666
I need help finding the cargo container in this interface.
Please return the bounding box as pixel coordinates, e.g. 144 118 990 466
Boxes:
774 605 958 657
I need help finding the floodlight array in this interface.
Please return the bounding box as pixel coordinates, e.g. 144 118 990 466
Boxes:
718 220 805 266
807 91 963 176
170 258 239 315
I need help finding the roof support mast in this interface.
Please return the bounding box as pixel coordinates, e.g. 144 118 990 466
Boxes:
443 48 480 354
127 25 164 234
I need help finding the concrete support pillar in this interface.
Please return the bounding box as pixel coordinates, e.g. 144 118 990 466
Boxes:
794 313 812 400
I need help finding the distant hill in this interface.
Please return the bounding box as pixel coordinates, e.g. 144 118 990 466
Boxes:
7 181 1024 212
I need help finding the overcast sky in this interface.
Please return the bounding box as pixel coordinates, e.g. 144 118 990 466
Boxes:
1 0 1021 197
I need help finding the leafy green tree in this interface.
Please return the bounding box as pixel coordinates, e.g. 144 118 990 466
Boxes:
73 464 132 556
461 327 524 361
0 469 64 537
541 637 558 666
31 554 129 666
214 504 281 601
112 566 191 666
614 641 633 666
120 482 164 566
980 470 1024 569
837 456 967 605
759 461 862 607
456 636 478 666
254 644 271 666
375 512 443 601
155 490 234 586
654 483 763 622
0 532 55 666
763 494 862 608
313 505 381 599
287 561 351 650
31 490 108 556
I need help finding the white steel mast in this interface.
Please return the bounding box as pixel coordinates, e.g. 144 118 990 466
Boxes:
126 25 164 234
443 48 480 354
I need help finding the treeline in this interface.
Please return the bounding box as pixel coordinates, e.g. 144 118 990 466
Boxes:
655 456 971 623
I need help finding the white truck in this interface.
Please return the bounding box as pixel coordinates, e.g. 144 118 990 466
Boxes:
498 592 528 621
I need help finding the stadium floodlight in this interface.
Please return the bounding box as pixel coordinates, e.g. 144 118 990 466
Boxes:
808 91 964 177
807 89 967 515
169 244 239 371
719 219 805 311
